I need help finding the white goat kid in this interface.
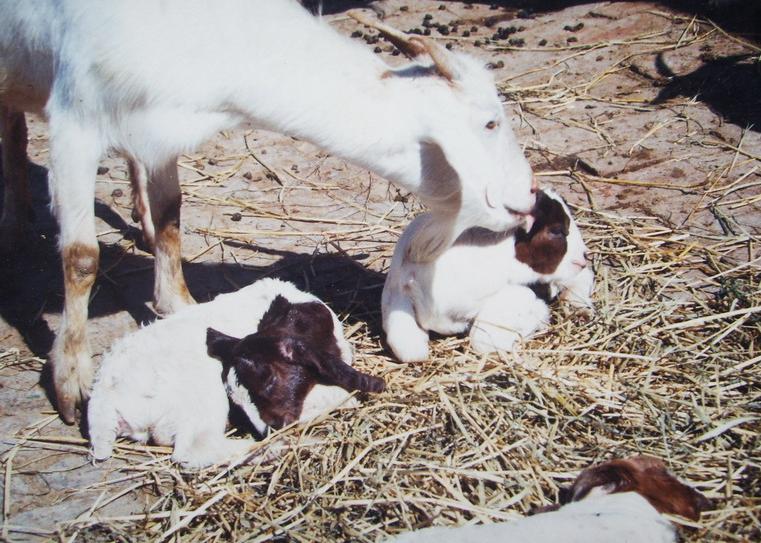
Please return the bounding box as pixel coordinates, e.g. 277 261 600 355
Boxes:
382 189 592 362
0 1 534 422
87 278 384 468
388 456 711 543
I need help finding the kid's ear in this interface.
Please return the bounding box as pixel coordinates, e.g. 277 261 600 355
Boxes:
206 328 240 362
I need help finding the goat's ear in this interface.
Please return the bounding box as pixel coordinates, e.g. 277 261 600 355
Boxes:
258 294 292 331
206 328 240 362
567 463 636 502
404 209 459 263
307 354 386 394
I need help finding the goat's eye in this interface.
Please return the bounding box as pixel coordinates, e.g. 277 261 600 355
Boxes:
485 120 498 130
548 225 565 238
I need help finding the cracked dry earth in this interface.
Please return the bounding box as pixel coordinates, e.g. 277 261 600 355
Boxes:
0 1 759 541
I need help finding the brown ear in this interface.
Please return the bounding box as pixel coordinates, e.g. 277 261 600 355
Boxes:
302 353 385 394
206 328 240 364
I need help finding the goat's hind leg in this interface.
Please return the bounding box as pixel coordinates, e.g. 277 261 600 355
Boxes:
47 115 104 424
148 160 195 316
127 158 155 251
0 105 31 251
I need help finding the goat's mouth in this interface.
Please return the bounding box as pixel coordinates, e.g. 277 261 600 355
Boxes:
506 207 535 231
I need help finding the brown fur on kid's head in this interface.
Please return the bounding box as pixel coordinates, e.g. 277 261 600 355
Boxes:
514 190 571 275
206 296 385 429
558 455 711 521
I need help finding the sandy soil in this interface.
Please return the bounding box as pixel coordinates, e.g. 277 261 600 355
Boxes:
1 0 759 540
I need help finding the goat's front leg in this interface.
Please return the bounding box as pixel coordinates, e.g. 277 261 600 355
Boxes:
382 287 430 363
0 106 31 251
47 116 104 424
149 160 195 316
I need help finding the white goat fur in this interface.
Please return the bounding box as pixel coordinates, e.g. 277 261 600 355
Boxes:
87 278 355 468
382 189 593 362
388 492 678 543
0 0 535 421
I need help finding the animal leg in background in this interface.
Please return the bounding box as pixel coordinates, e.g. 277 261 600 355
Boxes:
0 106 31 250
148 160 196 316
127 158 155 251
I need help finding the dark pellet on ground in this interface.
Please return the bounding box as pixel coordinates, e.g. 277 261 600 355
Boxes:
423 28 431 35
409 27 422 34
567 36 578 43
351 30 362 38
423 14 433 21
242 171 253 180
538 38 547 46
508 38 525 47
462 30 471 37
470 25 478 32
373 46 382 53
97 166 110 175
111 188 123 198
445 43 453 50
563 22 584 32
437 25 450 35
400 5 408 11
474 40 482 46
231 212 242 222
438 4 446 9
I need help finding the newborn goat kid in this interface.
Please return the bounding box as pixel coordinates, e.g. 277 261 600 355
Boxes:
389 455 710 543
88 279 384 468
383 189 593 362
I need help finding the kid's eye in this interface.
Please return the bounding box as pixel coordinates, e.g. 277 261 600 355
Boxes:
485 120 498 130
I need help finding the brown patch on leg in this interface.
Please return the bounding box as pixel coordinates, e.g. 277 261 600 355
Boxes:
0 106 31 251
54 242 99 424
152 191 195 314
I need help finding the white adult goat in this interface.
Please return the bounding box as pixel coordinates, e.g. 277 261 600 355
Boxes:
0 1 535 422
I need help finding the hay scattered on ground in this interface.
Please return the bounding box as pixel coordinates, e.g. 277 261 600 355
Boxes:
1 4 759 543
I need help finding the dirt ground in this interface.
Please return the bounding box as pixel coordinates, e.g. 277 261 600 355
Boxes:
1 1 759 541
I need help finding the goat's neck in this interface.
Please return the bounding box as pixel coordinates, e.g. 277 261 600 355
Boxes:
237 37 424 192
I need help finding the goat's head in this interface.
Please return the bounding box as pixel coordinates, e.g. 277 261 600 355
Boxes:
206 295 385 432
555 455 711 521
514 189 588 282
351 12 534 261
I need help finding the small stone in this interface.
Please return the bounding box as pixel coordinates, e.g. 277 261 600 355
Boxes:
231 212 242 222
445 43 453 50
208 158 218 165
97 166 110 175
538 38 547 46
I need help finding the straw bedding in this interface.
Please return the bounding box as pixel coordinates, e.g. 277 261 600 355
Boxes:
0 3 759 542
